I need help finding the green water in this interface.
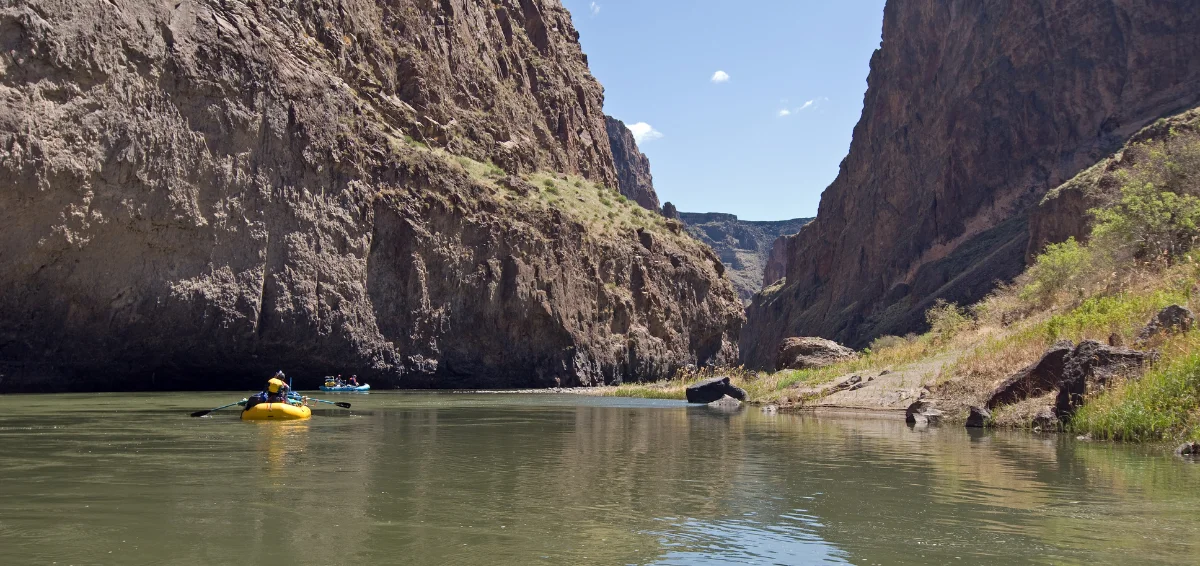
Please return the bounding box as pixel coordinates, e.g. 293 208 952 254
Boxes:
0 392 1197 565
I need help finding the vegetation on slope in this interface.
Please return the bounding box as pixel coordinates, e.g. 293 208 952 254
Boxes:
611 109 1200 443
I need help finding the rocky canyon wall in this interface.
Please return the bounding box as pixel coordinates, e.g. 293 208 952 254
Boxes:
0 0 743 391
742 0 1200 367
604 115 660 211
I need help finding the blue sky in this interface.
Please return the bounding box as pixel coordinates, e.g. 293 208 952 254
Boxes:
564 0 886 220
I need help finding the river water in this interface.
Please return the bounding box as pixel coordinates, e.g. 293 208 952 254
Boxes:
0 392 1197 565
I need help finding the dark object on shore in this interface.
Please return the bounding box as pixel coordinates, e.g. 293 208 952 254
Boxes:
906 401 942 425
1055 340 1154 418
986 341 1073 409
965 406 991 428
686 377 747 403
775 337 857 371
1137 305 1195 344
1176 441 1200 457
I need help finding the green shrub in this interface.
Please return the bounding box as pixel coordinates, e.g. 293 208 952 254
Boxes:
545 185 560 196
1091 182 1200 262
869 335 908 352
599 196 612 207
542 179 556 189
1073 346 1200 441
1019 237 1092 306
926 300 970 343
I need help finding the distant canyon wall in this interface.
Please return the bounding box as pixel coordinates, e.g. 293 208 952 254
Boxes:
679 213 812 303
743 0 1200 366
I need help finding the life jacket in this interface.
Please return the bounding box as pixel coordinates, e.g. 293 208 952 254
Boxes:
267 377 286 393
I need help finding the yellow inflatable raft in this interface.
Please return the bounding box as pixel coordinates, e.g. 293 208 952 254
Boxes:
241 402 312 421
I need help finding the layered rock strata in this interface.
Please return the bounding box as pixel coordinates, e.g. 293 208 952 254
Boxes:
678 213 811 302
743 0 1200 367
0 0 743 391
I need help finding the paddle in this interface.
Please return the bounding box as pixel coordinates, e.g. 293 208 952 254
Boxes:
306 397 352 409
190 399 246 418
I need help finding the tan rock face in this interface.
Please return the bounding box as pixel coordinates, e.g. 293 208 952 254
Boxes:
0 0 742 391
604 115 659 211
775 337 856 371
742 0 1200 367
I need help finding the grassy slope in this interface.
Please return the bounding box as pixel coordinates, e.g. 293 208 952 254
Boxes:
611 109 1200 443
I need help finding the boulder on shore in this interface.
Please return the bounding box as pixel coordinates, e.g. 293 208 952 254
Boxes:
986 340 1073 409
1055 340 1155 418
1175 441 1199 457
685 377 748 404
965 406 991 428
776 337 857 371
906 400 942 425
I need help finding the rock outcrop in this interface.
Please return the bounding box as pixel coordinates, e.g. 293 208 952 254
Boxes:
0 0 743 391
986 341 1073 409
742 0 1200 367
678 213 812 302
1137 305 1195 345
605 115 659 211
775 337 856 371
1055 341 1154 418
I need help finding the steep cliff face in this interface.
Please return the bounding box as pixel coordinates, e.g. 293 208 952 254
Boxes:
604 115 659 210
761 236 789 288
742 0 1200 367
678 213 812 303
0 0 743 391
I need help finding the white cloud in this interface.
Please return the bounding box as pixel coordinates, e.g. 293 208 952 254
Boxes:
777 109 791 117
710 70 730 83
589 2 600 16
627 122 663 143
797 100 815 111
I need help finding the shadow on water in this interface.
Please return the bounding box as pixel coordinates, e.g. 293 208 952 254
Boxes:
0 392 1197 565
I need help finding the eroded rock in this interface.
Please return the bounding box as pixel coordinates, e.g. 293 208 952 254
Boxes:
776 337 857 371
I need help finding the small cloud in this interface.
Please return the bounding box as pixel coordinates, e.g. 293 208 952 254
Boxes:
797 100 815 111
710 70 730 83
627 122 664 143
589 2 600 16
777 109 791 117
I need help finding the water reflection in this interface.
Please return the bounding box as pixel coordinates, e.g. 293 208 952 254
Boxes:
0 393 1197 565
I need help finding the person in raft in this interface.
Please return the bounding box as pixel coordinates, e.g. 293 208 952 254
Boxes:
347 375 359 387
265 371 292 402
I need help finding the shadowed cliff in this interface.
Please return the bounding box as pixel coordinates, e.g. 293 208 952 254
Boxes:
742 0 1200 367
